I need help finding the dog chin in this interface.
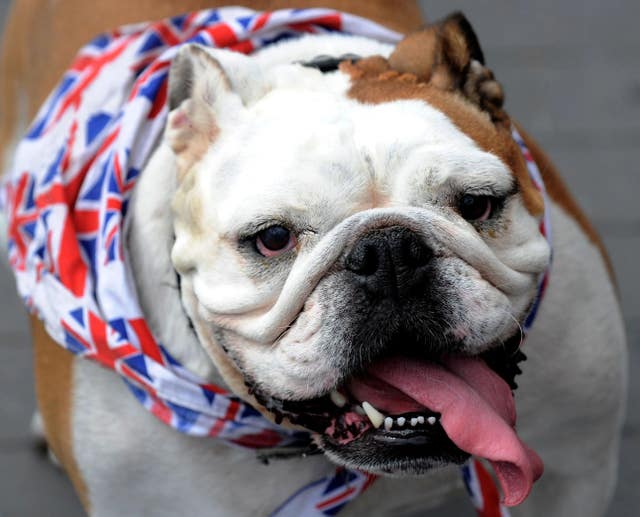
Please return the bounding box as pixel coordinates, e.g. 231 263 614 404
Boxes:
319 430 470 476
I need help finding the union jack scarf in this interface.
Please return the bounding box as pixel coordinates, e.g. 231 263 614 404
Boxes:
1 7 550 516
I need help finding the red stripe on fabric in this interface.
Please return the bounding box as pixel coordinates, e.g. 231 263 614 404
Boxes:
208 416 226 437
113 153 124 192
148 79 167 119
287 22 316 34
61 320 91 350
119 363 155 393
63 172 85 208
289 13 342 34
208 400 242 439
88 311 114 366
473 460 502 517
152 22 180 47
12 211 39 226
67 127 120 206
119 362 156 392
45 230 54 273
129 318 163 364
361 473 377 492
51 39 130 128
309 13 342 30
7 176 31 264
203 24 238 47
183 12 198 28
230 430 283 448
129 55 157 76
73 209 100 234
201 382 228 395
58 215 88 297
106 196 122 211
105 224 118 249
316 486 356 510
61 120 78 172
224 399 241 421
70 55 95 73
128 60 171 100
113 343 138 358
36 183 66 207
151 400 173 424
229 40 255 54
252 12 270 31
11 174 27 211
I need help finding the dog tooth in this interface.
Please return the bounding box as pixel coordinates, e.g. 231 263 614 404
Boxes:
355 405 366 415
384 417 393 431
427 416 437 425
396 417 406 427
410 417 418 427
330 390 347 408
417 416 425 425
362 401 385 428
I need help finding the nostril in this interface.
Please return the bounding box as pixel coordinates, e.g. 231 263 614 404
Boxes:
346 243 379 276
402 236 432 268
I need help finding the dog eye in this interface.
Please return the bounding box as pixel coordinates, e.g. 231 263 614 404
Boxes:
255 225 297 257
458 194 493 221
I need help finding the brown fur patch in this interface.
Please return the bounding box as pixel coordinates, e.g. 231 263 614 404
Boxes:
32 315 90 511
388 13 506 126
341 58 544 215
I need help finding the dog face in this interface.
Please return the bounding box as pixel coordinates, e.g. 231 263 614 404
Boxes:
166 14 550 477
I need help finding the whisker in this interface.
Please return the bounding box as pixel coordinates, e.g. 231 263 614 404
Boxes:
504 310 525 354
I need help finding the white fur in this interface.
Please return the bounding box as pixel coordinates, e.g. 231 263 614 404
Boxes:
63 34 626 516
73 197 627 516
171 57 549 397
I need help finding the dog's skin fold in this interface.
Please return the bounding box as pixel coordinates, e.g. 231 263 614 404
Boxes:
0 1 627 516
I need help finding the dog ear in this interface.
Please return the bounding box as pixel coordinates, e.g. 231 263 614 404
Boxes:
166 44 244 176
389 12 506 125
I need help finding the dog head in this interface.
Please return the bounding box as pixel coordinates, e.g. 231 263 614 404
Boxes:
165 12 550 479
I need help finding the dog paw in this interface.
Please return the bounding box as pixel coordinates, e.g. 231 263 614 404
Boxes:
30 410 62 468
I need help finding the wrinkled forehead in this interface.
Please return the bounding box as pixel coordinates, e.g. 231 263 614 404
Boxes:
203 88 512 201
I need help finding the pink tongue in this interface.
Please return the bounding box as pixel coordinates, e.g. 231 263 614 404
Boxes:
369 356 543 507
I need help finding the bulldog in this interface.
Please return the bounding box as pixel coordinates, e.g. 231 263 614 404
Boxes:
0 2 627 517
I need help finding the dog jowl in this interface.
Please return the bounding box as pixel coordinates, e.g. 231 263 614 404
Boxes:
167 13 548 506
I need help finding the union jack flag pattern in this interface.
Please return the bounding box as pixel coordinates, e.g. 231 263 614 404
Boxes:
462 459 512 517
511 128 552 333
1 7 550 516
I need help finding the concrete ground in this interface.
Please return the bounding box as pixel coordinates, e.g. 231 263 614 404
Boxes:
0 1 638 515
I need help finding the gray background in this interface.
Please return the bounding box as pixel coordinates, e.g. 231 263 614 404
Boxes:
0 1 638 515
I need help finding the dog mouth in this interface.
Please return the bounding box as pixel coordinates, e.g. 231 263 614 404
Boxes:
250 335 543 506
253 335 524 444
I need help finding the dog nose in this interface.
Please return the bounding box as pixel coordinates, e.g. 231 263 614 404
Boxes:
345 226 432 298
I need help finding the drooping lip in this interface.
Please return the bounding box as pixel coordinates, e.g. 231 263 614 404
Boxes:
249 335 541 506
251 334 525 439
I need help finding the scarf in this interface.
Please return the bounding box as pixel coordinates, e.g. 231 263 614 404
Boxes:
2 7 550 516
